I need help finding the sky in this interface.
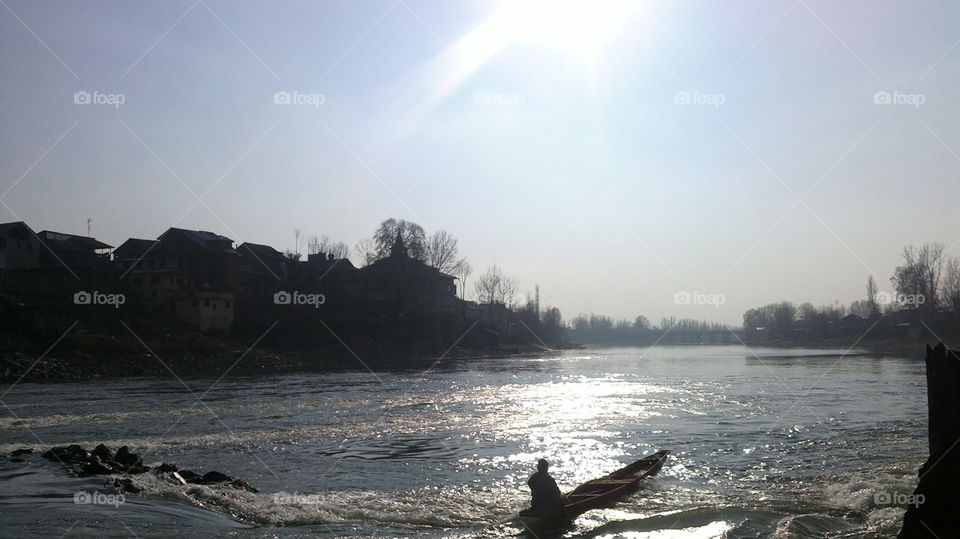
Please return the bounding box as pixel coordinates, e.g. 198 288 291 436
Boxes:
1 0 958 325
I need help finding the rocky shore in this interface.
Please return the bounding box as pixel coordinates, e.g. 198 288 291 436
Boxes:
11 444 257 495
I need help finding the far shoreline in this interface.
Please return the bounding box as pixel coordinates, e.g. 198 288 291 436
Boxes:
3 334 935 386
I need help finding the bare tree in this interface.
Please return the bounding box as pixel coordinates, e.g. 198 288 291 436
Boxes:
354 238 378 267
425 230 467 274
454 260 472 299
292 228 302 259
865 275 879 317
892 243 944 310
473 264 517 305
307 234 349 259
942 257 960 311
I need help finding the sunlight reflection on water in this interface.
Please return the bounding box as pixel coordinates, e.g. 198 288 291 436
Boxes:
0 346 927 537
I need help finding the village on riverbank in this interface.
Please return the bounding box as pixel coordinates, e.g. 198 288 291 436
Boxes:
0 218 574 382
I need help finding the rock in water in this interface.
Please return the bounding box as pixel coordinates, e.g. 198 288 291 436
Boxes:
92 444 113 462
41 444 88 464
114 446 141 468
898 343 960 538
201 471 231 483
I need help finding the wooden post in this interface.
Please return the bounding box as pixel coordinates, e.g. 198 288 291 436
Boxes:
898 343 960 538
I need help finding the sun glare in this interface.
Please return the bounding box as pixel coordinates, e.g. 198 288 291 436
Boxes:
428 0 639 102
495 0 638 61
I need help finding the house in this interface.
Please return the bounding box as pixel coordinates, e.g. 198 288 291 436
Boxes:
359 233 457 315
119 228 238 331
0 223 113 294
291 252 361 305
237 242 288 282
36 229 112 268
112 238 158 274
0 221 41 271
235 242 288 325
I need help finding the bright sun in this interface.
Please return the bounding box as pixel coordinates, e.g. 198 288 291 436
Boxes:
492 0 638 61
426 0 639 103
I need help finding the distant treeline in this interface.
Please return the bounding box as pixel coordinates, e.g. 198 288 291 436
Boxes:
742 243 960 343
564 313 733 344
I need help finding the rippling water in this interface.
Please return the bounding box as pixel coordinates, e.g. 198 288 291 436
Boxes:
0 346 927 537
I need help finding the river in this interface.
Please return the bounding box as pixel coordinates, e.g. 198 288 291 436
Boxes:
0 345 927 537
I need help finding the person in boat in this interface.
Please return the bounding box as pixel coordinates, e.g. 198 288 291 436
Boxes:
528 458 566 513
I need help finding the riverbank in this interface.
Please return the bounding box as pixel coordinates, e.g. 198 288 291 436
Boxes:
0 325 575 384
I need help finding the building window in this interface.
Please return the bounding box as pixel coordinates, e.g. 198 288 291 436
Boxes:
191 300 198 307
204 299 210 307
225 300 231 308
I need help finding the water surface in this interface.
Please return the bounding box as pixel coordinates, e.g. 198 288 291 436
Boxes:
0 345 926 537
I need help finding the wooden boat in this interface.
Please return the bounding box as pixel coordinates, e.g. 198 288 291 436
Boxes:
517 450 670 531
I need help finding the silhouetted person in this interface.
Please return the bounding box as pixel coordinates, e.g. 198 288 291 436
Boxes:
528 458 565 513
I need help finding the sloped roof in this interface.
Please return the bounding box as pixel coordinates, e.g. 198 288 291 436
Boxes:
113 238 157 259
159 227 236 254
0 221 34 236
38 229 112 250
360 252 455 280
238 242 285 260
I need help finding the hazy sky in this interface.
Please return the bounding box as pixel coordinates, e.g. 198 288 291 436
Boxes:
1 0 958 325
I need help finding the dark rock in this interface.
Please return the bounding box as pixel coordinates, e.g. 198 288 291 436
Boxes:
178 469 203 484
125 464 150 475
42 445 88 464
155 463 178 473
80 456 119 476
10 448 33 457
230 479 258 493
92 444 113 462
114 446 141 468
201 471 231 484
112 477 142 494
